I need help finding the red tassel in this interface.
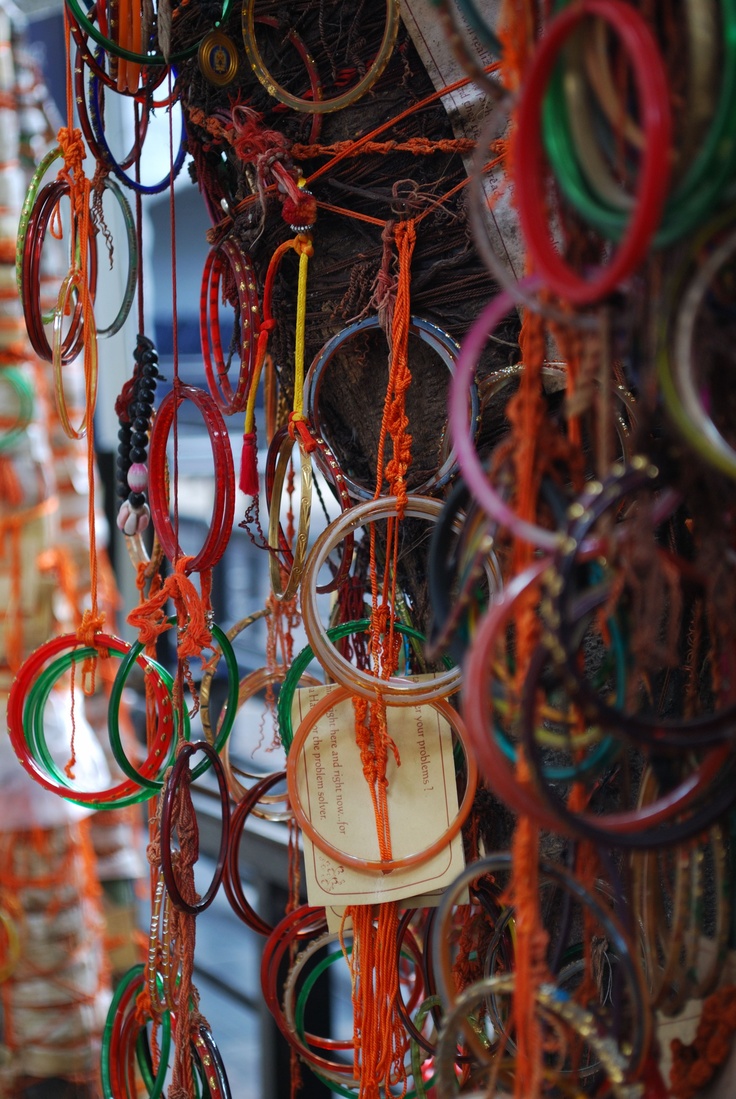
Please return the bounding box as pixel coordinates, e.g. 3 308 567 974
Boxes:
240 431 259 496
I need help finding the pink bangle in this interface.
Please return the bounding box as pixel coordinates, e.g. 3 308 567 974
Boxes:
514 0 672 304
286 683 477 873
448 281 563 551
147 385 235 572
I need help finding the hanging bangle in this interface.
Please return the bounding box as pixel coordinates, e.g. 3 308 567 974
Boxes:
306 315 477 501
92 176 138 337
301 496 461 704
201 238 260 415
101 963 172 1099
286 682 477 873
241 0 400 114
148 384 236 572
265 426 313 602
223 770 290 934
160 741 231 916
0 367 35 451
52 268 98 440
66 0 233 65
513 0 672 304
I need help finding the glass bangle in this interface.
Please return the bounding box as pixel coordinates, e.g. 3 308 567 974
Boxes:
101 963 172 1099
201 238 260 415
0 368 35 452
15 146 61 308
160 741 230 915
305 315 478 501
286 682 477 873
301 496 462 704
513 0 672 304
65 0 233 65
266 428 313 602
52 268 98 441
241 0 399 113
148 385 235 572
199 608 270 746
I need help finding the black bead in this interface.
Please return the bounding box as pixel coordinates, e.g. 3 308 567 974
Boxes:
129 491 146 509
142 362 159 379
118 425 132 442
129 446 147 463
116 454 129 470
132 416 149 433
131 431 148 448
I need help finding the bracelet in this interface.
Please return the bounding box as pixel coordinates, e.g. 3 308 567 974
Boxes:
101 963 172 1099
306 315 478 501
266 426 313 602
70 9 169 96
432 853 650 1082
218 665 320 809
148 384 235 572
116 334 162 537
15 146 61 308
661 223 736 480
92 176 139 337
513 0 672 304
160 741 231 916
241 0 400 114
89 69 188 193
286 682 477 873
66 0 233 65
51 267 98 440
223 771 292 934
191 1022 232 1098
7 633 180 809
301 496 462 704
0 367 35 451
543 0 736 249
201 238 260 415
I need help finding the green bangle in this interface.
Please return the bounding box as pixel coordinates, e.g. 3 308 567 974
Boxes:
67 0 234 65
95 176 138 338
542 0 736 247
0 368 35 452
115 617 241 786
101 963 172 1099
410 996 441 1099
16 146 62 313
277 618 453 753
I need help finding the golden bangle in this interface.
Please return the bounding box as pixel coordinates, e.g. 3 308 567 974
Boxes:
267 431 313 603
52 269 98 441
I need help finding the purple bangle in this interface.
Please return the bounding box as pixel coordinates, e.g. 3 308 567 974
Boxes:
448 278 564 551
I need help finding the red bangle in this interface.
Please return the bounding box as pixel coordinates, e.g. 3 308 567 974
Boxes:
223 770 288 936
147 384 235 572
7 633 177 805
513 0 672 304
201 238 260 415
160 741 231 916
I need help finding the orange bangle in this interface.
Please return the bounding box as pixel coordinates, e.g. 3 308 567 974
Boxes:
286 684 477 873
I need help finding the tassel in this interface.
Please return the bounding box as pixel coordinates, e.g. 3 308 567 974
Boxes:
240 431 259 496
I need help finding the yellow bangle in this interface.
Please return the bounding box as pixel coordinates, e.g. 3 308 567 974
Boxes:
241 0 400 114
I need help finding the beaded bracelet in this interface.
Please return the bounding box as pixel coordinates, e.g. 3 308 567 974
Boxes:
160 741 231 915
513 0 672 304
306 316 478 501
201 238 260 415
66 0 234 65
241 0 400 113
286 683 477 873
115 334 162 537
147 384 235 572
301 496 461 704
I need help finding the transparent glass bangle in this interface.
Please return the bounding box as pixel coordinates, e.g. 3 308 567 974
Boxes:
52 269 98 441
301 495 462 703
267 430 313 602
0 368 35 452
241 0 400 113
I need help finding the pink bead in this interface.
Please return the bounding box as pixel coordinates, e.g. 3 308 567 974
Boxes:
127 462 149 492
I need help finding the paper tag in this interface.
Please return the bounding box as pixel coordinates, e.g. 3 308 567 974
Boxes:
324 887 454 934
291 681 466 908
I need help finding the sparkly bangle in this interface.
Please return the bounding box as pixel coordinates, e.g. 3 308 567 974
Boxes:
201 238 260 415
15 146 61 308
160 741 231 916
513 0 672 304
286 682 477 873
306 315 478 501
301 495 462 704
241 0 400 114
101 963 172 1099
265 426 313 602
147 385 236 572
